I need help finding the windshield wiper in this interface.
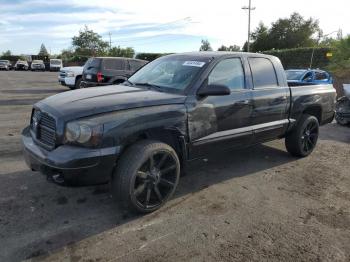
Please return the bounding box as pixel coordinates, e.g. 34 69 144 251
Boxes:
133 82 164 92
122 79 135 86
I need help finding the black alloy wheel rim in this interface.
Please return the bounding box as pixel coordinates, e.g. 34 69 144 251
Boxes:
133 151 178 210
301 121 318 153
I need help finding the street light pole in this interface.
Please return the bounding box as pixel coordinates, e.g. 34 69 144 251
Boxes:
242 0 255 52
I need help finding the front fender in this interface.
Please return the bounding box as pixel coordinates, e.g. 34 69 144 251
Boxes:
88 104 188 147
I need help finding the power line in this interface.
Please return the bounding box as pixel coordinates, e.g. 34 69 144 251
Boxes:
242 0 256 52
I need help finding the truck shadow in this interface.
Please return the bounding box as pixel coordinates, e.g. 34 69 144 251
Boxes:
0 142 296 261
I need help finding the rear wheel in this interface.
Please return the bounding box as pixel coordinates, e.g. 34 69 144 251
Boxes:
112 140 180 213
285 114 319 157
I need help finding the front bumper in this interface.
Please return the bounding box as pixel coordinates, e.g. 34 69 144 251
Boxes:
21 126 119 185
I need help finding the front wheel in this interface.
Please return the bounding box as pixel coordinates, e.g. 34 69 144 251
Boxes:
75 78 82 89
285 114 319 157
112 140 180 213
335 99 350 126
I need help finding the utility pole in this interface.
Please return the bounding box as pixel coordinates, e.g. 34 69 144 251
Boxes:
242 0 255 52
108 32 112 50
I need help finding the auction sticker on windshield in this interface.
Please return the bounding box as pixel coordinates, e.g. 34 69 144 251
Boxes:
183 61 206 67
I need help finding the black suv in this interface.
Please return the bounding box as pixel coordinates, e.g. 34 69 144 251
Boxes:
80 57 147 88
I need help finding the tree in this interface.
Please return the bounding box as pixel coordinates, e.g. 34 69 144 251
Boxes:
250 22 270 52
2 50 11 56
217 45 240 51
72 26 109 56
199 39 213 51
108 46 135 58
249 13 321 52
38 44 49 56
329 36 350 71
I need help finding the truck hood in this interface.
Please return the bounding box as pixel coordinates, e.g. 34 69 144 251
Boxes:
61 66 83 72
36 85 186 121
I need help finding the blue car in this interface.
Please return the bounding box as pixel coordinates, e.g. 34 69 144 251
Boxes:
285 69 333 86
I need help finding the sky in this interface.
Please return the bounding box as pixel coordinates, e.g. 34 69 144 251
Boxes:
0 0 349 55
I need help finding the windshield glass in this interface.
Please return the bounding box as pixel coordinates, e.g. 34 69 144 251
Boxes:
32 60 43 64
17 61 27 64
285 70 306 80
128 56 208 93
50 60 61 65
0 60 8 64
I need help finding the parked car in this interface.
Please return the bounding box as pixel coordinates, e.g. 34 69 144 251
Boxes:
80 57 147 88
31 60 45 71
58 66 83 89
335 84 350 125
22 52 336 213
14 60 29 71
285 69 333 86
50 59 63 71
0 60 12 70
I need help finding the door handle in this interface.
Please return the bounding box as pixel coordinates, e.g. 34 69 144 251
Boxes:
236 100 250 105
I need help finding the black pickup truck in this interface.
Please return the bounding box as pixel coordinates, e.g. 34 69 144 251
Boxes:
22 52 336 213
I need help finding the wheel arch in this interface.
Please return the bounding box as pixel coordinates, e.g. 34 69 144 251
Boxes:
119 127 188 165
302 105 322 124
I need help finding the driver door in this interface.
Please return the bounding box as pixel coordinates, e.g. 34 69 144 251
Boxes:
188 57 254 159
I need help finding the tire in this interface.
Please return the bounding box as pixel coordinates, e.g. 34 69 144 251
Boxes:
335 99 350 126
75 77 82 89
112 140 180 213
285 114 319 157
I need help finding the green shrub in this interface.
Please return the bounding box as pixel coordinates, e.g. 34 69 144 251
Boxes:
264 47 332 69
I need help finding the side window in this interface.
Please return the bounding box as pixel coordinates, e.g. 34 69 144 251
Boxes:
302 72 313 81
208 58 245 91
249 58 278 88
315 72 327 80
129 60 146 71
103 59 125 70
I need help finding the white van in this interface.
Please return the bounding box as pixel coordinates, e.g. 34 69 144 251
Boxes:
49 59 63 71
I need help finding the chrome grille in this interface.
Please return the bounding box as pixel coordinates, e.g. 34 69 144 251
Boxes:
59 71 67 77
31 109 56 148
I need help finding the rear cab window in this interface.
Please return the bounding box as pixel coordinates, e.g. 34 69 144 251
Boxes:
248 57 279 88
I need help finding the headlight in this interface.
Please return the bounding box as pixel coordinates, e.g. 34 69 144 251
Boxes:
66 71 74 77
64 120 103 146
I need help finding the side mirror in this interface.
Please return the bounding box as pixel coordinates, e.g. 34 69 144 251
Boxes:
197 84 231 97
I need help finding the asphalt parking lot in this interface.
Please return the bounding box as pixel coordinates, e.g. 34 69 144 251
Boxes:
0 71 350 262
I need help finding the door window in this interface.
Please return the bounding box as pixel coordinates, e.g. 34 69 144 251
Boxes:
208 58 245 91
314 71 327 80
249 58 278 88
103 59 125 70
129 60 146 71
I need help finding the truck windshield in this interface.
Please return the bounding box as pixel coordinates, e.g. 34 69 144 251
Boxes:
286 70 306 80
32 60 43 64
50 60 61 65
128 56 208 93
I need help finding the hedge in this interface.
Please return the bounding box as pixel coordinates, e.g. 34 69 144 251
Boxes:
263 47 333 69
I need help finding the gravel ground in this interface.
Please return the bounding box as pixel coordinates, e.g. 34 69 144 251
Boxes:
0 71 349 262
